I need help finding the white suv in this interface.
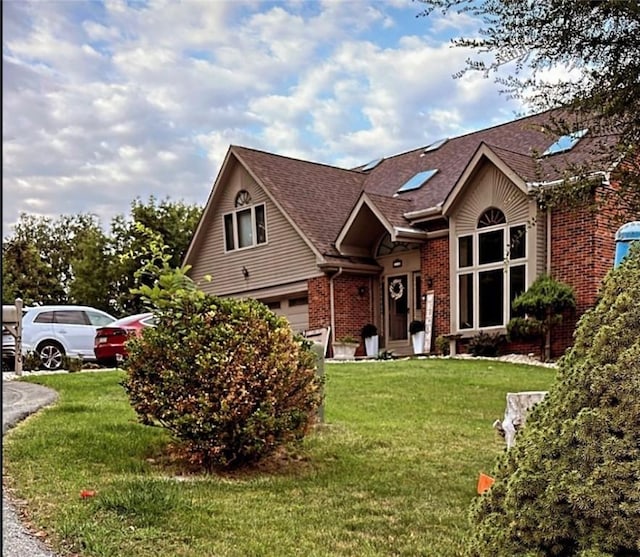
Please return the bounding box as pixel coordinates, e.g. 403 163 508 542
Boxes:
3 305 116 371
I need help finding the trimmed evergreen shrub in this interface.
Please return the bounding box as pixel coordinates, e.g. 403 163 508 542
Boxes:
122 265 322 470
468 331 503 357
507 274 576 361
467 246 640 556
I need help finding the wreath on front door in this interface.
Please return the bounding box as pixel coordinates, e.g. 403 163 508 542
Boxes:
389 278 404 300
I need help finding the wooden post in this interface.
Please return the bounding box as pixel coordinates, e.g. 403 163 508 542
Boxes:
15 298 23 376
311 342 325 423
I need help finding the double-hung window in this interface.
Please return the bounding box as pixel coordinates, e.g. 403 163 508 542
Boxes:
223 190 267 251
457 208 527 331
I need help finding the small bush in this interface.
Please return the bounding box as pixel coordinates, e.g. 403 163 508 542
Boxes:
23 350 42 371
337 335 358 344
123 291 322 470
468 332 503 357
360 323 378 338
64 356 83 372
507 274 575 360
409 320 425 335
435 335 450 356
121 243 322 470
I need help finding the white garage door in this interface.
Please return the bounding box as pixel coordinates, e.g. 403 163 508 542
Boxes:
265 295 309 334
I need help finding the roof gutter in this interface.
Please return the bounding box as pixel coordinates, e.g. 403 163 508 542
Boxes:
392 226 429 241
526 170 610 191
403 203 443 220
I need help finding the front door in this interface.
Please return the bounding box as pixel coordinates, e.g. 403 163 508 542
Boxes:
387 275 409 343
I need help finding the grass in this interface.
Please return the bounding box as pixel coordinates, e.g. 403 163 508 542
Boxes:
3 359 555 556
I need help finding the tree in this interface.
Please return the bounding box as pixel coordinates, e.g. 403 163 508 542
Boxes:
1 197 202 314
418 0 640 217
467 246 640 556
109 197 202 314
1 213 109 307
507 274 576 361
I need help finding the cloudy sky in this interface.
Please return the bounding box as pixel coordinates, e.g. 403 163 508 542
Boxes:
2 0 525 239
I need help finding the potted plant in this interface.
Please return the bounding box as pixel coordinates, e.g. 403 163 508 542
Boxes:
332 334 359 360
360 324 379 358
409 320 426 354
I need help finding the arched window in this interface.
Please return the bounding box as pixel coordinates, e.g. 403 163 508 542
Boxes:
235 190 252 207
456 207 527 330
477 207 506 228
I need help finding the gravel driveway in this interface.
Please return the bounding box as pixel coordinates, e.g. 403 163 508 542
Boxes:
3 377 60 557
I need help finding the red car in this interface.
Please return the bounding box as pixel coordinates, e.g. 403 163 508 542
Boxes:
94 312 155 366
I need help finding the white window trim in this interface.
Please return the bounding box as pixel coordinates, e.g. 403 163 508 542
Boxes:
223 203 268 253
455 221 528 333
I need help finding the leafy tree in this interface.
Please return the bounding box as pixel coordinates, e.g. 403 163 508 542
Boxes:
467 246 640 556
1 197 202 314
507 274 576 361
109 196 202 314
2 237 60 306
417 0 640 217
1 213 109 307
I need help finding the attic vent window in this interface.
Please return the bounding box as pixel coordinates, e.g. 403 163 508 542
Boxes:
396 169 438 194
235 190 252 207
422 138 449 154
542 128 588 156
361 158 383 171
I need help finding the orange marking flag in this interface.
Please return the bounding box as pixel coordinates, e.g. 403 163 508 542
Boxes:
477 473 495 495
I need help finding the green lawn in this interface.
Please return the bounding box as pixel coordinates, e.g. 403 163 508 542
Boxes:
3 359 555 556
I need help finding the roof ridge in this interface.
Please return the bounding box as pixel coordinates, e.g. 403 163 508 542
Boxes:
231 144 360 174
483 142 535 158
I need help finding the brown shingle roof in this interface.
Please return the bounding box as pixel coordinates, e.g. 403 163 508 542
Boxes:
232 146 365 257
229 108 620 257
365 193 412 229
360 108 620 211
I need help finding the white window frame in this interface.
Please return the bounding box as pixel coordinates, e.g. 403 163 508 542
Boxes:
455 218 528 333
223 203 267 252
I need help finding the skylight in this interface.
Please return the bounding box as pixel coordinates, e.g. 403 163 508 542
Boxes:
423 138 449 153
396 169 438 194
542 128 588 156
361 157 383 171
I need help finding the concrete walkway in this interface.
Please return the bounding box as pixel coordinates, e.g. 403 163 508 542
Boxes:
3 378 59 557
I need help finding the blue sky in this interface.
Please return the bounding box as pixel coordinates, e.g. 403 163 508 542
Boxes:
2 0 525 238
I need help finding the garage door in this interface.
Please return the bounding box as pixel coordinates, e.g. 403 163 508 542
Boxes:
265 295 309 334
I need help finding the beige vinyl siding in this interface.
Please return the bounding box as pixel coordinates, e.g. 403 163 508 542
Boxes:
453 165 530 234
536 207 548 276
189 164 321 296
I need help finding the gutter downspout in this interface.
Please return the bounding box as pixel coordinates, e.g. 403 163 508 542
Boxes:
546 208 552 274
330 267 344 346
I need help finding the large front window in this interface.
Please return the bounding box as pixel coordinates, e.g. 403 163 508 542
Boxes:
223 190 267 251
456 208 527 331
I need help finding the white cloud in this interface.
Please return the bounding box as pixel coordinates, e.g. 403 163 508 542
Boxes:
2 0 524 238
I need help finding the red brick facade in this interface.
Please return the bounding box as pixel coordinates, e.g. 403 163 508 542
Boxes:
420 235 450 346
308 273 374 356
550 189 625 358
308 275 331 330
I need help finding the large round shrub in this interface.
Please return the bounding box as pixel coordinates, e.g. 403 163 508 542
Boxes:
123 291 322 470
467 246 640 556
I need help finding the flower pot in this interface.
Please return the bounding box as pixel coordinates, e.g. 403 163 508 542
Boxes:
332 342 359 360
411 331 426 354
364 335 379 358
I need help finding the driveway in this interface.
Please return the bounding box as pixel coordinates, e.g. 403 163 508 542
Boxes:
3 378 59 557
